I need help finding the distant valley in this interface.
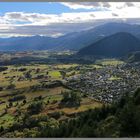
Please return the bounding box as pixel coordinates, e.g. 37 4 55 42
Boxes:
1 22 140 53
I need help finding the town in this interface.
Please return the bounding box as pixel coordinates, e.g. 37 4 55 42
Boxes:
66 62 140 103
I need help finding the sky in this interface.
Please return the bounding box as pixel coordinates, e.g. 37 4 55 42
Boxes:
1 2 140 37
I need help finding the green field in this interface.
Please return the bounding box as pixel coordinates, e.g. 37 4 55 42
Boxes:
0 61 104 133
95 59 125 66
108 76 122 81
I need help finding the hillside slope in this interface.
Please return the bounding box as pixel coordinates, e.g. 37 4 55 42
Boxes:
77 32 140 57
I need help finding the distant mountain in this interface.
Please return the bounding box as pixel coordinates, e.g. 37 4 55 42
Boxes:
77 32 140 58
53 22 140 51
1 22 140 51
0 36 54 51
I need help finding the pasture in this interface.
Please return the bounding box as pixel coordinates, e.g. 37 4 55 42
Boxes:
0 62 104 130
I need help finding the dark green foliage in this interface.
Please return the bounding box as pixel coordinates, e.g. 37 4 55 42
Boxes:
0 126 4 132
9 102 13 107
24 71 32 79
36 75 44 79
6 84 16 90
27 101 44 115
59 70 66 79
2 88 140 137
0 87 3 91
0 66 8 72
119 102 137 137
78 32 140 57
61 91 81 107
96 116 120 137
8 95 26 102
48 111 62 119
23 99 27 104
18 68 27 72
134 88 140 105
34 96 42 101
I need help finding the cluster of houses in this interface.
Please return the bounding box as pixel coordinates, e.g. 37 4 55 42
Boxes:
66 63 140 103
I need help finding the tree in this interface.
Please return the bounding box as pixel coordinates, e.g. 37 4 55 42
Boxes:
0 126 4 132
119 102 137 137
23 99 27 105
9 102 13 107
7 84 15 90
96 116 120 137
36 68 40 74
134 87 140 105
24 71 32 80
59 70 66 79
0 66 8 72
18 68 27 72
61 91 81 106
8 95 26 102
34 95 42 101
0 87 3 91
27 101 44 115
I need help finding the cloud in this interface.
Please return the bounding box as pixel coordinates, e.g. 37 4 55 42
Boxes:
0 18 139 38
112 13 118 17
61 2 114 10
61 2 140 10
0 2 140 37
125 2 135 7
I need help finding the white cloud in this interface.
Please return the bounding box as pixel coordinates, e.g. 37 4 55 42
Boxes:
61 2 139 10
61 2 111 10
0 2 140 37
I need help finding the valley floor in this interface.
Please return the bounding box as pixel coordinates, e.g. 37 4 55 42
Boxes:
0 51 139 137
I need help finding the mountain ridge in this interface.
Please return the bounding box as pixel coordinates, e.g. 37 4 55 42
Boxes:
77 32 140 58
0 22 140 51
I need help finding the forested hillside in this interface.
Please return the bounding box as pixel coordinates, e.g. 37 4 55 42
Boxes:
1 87 140 137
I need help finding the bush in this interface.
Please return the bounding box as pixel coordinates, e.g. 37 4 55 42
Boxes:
0 87 3 91
37 115 49 122
6 84 16 90
0 67 8 72
23 99 27 104
61 91 81 106
18 68 27 72
9 102 13 107
8 95 26 102
0 126 4 132
27 101 44 115
48 111 62 119
134 88 140 105
34 96 42 101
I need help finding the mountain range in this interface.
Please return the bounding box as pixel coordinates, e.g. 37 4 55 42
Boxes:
1 22 140 51
77 32 140 57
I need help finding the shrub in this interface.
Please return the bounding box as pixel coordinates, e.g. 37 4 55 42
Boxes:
0 87 3 91
18 68 27 72
61 91 81 107
23 99 27 104
6 84 16 90
27 101 44 115
0 67 8 72
8 95 26 102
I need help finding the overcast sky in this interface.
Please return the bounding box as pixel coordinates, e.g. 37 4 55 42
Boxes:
0 2 140 37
